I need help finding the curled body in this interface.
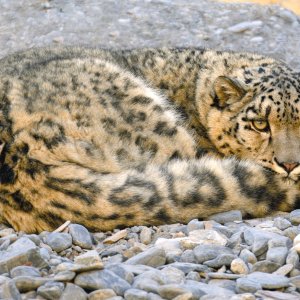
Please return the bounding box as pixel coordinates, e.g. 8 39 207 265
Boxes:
0 47 299 232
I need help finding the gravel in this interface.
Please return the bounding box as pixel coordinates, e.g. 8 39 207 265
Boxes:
0 0 300 299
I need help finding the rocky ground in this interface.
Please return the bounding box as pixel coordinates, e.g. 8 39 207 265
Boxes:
1 0 300 299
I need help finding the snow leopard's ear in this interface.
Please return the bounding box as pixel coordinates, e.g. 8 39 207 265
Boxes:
211 76 247 108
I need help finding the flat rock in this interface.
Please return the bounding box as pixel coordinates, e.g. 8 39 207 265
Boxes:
124 288 148 300
88 288 117 300
140 227 152 245
239 249 257 264
246 272 290 289
13 276 50 292
45 232 72 252
158 284 195 300
54 270 76 281
103 229 128 244
255 290 300 300
74 250 101 265
187 219 204 233
75 269 131 295
273 264 294 276
69 224 93 249
106 264 134 284
55 261 103 273
208 210 242 224
231 258 249 274
160 266 185 284
125 247 166 267
60 283 87 300
273 217 292 231
236 277 262 293
193 244 233 263
10 266 41 278
164 262 210 274
204 253 236 268
251 260 280 273
188 229 228 246
37 281 64 300
0 237 48 274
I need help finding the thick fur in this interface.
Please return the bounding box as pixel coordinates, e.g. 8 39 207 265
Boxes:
0 47 300 233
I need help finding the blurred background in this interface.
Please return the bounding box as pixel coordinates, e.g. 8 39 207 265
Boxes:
0 0 299 69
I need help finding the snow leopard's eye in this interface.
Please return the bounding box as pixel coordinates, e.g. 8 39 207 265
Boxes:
252 120 269 132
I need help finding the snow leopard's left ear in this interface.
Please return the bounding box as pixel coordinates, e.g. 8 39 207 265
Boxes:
211 76 247 108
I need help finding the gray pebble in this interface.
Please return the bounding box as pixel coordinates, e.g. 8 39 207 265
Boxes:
185 271 201 281
289 275 300 289
124 288 148 300
266 246 288 266
251 260 280 273
208 279 236 292
75 269 131 295
10 266 41 278
273 217 292 230
187 219 204 232
161 266 185 284
193 244 233 263
106 264 134 284
69 224 93 249
54 270 76 282
0 237 48 274
125 247 166 267
0 281 21 300
180 250 196 263
286 249 300 268
140 226 152 245
289 209 300 225
239 249 257 264
45 232 72 253
228 20 263 33
284 226 300 240
165 262 210 274
236 277 262 293
208 210 242 224
204 253 236 268
23 234 41 246
13 276 49 293
158 284 196 300
60 283 87 300
133 277 160 293
37 281 64 300
246 272 290 289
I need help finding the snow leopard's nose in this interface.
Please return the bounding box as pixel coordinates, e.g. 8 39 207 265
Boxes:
275 158 299 173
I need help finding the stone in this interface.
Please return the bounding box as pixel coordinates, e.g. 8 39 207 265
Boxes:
255 290 300 300
140 227 152 245
74 250 101 265
208 279 236 292
13 276 49 292
236 277 262 293
208 210 242 224
193 244 233 263
187 219 204 232
54 270 76 281
103 229 128 244
239 249 257 264
166 262 210 274
286 249 299 268
0 237 48 274
161 266 185 284
186 271 201 281
69 224 93 249
274 217 292 230
133 278 160 294
155 238 182 256
157 284 195 300
266 246 288 266
75 269 131 295
124 288 148 300
228 20 263 33
207 272 242 279
180 250 196 263
246 272 290 289
10 266 41 278
56 261 103 273
45 232 72 252
273 264 294 276
121 264 156 275
284 227 300 240
0 281 22 300
204 253 236 268
231 257 249 274
60 283 87 300
251 260 280 273
173 293 194 300
188 229 228 246
289 275 300 288
88 288 117 300
289 209 300 225
106 264 134 284
125 247 166 267
37 281 64 300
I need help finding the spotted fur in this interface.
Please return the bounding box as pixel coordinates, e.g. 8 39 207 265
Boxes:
0 47 300 233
